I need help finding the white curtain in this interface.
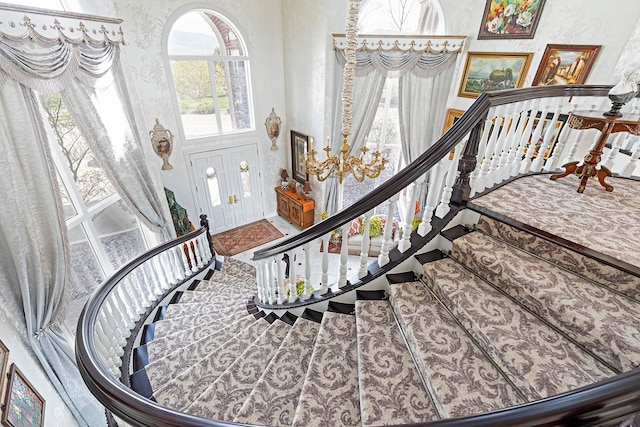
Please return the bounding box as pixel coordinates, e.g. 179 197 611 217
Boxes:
324 63 386 215
324 48 457 214
0 80 105 426
0 17 170 427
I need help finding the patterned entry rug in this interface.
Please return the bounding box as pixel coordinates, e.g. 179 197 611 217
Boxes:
211 219 285 257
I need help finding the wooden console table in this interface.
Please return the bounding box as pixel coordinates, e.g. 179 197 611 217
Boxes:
275 186 314 230
550 110 640 193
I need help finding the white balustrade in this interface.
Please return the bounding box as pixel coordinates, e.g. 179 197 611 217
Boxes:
359 211 374 278
338 223 350 287
378 194 399 267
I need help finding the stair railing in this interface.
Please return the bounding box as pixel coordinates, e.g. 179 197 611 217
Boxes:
252 85 623 308
76 219 216 425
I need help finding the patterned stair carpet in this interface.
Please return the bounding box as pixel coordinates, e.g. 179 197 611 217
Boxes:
129 180 640 426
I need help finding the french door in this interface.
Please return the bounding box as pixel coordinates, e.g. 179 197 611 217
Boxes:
190 144 263 234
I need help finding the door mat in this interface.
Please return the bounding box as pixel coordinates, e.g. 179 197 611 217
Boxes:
211 219 285 257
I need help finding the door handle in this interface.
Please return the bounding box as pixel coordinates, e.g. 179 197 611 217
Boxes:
228 195 233 205
234 194 238 204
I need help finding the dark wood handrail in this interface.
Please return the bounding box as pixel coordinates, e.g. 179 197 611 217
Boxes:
76 85 640 427
252 84 613 261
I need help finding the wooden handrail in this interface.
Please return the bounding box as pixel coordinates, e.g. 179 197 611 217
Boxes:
76 85 640 427
252 84 614 261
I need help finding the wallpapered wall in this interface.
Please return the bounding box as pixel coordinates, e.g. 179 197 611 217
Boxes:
0 293 79 427
72 0 640 224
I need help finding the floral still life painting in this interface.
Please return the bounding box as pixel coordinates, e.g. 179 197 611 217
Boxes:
478 0 546 39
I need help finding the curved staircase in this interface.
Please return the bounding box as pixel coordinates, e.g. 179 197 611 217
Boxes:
127 175 640 427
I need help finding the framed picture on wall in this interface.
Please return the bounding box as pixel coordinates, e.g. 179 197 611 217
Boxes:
443 108 466 134
290 130 309 185
531 44 601 86
478 0 546 39
458 52 533 98
2 364 46 427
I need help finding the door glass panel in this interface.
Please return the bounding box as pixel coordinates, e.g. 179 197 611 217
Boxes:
93 200 147 269
170 59 218 138
239 160 251 197
206 166 221 206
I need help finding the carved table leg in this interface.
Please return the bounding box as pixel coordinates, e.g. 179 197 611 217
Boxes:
550 161 579 181
596 166 614 192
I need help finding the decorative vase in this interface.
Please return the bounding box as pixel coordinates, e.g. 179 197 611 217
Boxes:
150 119 174 170
264 107 282 150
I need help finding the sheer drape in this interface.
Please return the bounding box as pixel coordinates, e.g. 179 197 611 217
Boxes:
0 80 105 426
0 15 169 427
324 48 457 214
324 66 385 215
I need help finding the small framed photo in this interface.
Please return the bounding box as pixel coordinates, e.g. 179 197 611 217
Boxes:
2 364 46 427
458 52 533 98
443 108 466 134
478 0 546 39
290 130 309 185
531 44 601 86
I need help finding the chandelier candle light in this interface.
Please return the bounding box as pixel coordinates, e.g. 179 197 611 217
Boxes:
304 0 386 184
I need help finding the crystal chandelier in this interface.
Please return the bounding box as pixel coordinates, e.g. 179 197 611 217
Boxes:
304 0 386 184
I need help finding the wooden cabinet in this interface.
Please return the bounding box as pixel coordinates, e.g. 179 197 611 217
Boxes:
275 186 314 229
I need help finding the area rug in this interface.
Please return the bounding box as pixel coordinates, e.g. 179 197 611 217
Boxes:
211 219 285 256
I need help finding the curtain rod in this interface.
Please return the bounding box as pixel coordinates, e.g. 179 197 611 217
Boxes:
0 2 123 24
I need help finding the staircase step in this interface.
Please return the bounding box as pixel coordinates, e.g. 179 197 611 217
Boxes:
300 308 324 324
234 318 321 426
452 231 640 373
388 280 525 418
385 271 418 284
178 289 253 304
150 309 256 357
355 300 437 426
327 301 355 314
132 344 149 373
161 298 248 320
292 312 360 427
423 257 615 401
356 289 387 300
146 315 265 391
186 320 291 421
219 258 258 281
151 316 270 411
440 224 471 242
476 215 640 303
414 249 446 266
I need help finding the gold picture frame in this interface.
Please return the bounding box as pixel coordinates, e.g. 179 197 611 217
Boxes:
443 108 466 134
2 364 46 427
458 52 533 98
0 340 8 402
531 44 601 86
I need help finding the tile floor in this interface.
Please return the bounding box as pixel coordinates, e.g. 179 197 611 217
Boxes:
228 215 364 290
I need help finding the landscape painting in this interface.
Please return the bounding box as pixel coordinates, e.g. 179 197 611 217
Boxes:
458 52 533 98
532 44 601 86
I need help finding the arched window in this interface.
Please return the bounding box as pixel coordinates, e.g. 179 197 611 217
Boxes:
166 10 253 139
359 0 446 34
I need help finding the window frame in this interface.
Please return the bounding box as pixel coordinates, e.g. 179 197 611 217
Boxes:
163 8 255 143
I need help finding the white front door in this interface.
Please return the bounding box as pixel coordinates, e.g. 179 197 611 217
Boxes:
190 145 263 234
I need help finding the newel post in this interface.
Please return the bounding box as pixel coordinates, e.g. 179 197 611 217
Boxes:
451 120 482 206
199 214 214 254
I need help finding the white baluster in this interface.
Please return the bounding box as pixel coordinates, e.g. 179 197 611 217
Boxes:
520 105 550 174
469 115 493 197
475 105 506 193
178 243 191 277
620 137 640 177
359 210 374 278
544 111 573 171
399 180 421 253
488 104 515 186
436 144 463 218
418 162 443 236
320 232 331 294
267 257 277 305
288 250 298 303
532 105 562 172
276 256 285 304
338 223 349 287
255 261 265 303
303 243 313 299
502 100 530 180
601 133 626 170
378 194 399 267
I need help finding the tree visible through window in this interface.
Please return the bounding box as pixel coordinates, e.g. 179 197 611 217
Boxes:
167 10 253 139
